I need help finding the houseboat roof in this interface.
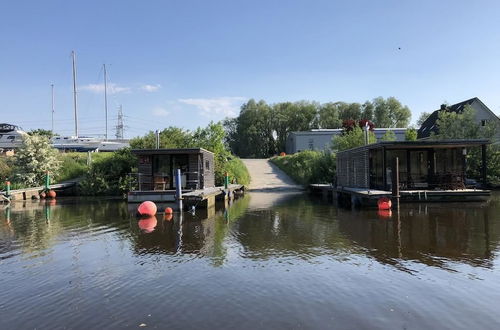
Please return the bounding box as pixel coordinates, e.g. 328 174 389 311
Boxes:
337 139 490 154
131 148 214 155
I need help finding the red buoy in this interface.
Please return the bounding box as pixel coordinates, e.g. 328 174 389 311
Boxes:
164 213 173 221
47 190 56 199
279 152 286 156
377 197 391 210
138 216 157 233
137 201 157 217
378 209 392 218
164 207 173 214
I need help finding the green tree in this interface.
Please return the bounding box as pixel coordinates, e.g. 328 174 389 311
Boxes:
28 129 55 138
380 130 396 141
332 126 376 151
14 134 61 186
432 105 481 139
361 101 374 121
317 102 342 128
405 128 418 141
416 112 431 126
373 97 411 128
129 126 193 149
338 102 362 121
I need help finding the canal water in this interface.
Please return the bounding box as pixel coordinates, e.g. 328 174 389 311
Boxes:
1 192 500 329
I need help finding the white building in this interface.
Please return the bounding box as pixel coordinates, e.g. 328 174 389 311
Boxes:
285 128 408 154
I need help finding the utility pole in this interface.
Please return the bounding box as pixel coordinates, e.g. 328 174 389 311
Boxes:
51 84 55 133
71 51 78 137
103 63 108 140
116 105 124 139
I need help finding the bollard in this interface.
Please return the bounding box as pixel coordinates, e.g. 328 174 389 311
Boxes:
175 168 183 211
224 172 229 189
5 181 11 197
45 172 50 191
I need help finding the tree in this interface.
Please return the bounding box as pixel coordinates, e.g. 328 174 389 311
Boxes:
361 101 374 121
405 128 418 141
332 126 376 151
380 130 396 141
317 102 342 128
432 105 481 139
338 102 362 122
416 112 431 127
373 97 412 128
129 127 193 149
14 134 61 186
28 129 55 138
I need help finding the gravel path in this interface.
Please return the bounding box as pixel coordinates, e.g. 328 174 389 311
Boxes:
241 159 304 191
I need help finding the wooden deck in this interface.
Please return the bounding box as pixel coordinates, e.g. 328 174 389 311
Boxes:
127 184 245 210
309 184 491 206
1 179 79 202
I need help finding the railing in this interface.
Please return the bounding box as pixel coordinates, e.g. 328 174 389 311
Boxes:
127 171 201 192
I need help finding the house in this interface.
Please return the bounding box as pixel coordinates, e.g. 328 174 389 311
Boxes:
417 97 500 140
335 139 490 203
285 128 408 154
131 148 215 192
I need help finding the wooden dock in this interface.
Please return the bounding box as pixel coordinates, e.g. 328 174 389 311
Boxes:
0 180 79 203
127 184 245 210
309 184 490 207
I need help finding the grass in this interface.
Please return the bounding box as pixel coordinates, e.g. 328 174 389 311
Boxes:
270 150 336 186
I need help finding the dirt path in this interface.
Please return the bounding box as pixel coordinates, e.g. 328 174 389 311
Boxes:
241 159 304 191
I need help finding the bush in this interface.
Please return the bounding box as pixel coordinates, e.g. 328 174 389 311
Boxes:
78 149 136 196
215 156 250 186
271 150 336 185
0 157 13 181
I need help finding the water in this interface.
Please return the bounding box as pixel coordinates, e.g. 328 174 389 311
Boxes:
1 192 500 329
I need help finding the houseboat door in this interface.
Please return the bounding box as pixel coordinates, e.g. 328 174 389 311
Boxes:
409 150 429 189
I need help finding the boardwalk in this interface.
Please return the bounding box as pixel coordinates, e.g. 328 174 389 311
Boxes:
241 159 303 192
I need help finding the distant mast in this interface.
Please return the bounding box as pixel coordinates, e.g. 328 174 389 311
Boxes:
103 63 108 140
71 51 79 137
51 84 55 133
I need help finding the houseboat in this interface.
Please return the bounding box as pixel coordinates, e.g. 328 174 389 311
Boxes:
333 139 491 205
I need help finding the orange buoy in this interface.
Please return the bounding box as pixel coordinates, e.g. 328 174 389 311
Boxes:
377 197 391 210
48 199 57 206
47 190 56 199
138 216 157 233
137 201 157 216
378 209 392 218
164 213 173 221
279 152 286 156
164 207 173 214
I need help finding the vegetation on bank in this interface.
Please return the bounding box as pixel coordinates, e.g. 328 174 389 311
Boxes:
271 151 336 186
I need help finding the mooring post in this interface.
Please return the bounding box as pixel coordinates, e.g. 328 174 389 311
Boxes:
224 172 230 200
392 157 400 207
45 172 50 192
175 168 183 210
5 181 11 197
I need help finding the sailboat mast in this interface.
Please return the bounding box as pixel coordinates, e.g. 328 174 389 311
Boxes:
51 84 55 133
71 51 79 137
103 63 108 140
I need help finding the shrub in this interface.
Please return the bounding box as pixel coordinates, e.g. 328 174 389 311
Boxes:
271 150 336 185
216 156 250 186
78 149 136 196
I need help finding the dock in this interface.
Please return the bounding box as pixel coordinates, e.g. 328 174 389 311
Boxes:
1 180 79 202
127 184 245 210
309 184 490 207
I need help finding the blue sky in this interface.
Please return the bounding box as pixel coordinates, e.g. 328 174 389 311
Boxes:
1 0 499 138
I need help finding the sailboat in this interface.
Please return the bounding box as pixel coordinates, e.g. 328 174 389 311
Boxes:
51 51 129 152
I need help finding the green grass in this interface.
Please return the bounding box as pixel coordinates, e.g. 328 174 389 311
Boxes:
215 156 250 186
271 150 336 185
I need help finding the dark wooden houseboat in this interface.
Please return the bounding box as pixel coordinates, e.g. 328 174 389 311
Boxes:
334 139 491 205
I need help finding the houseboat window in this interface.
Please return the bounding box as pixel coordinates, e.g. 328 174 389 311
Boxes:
369 149 384 189
435 148 462 174
409 150 428 187
205 160 210 170
386 150 407 187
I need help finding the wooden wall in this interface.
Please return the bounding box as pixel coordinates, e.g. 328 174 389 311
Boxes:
137 155 153 190
337 147 370 188
202 151 215 188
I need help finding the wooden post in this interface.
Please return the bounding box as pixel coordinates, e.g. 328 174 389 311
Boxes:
481 144 487 186
392 157 400 198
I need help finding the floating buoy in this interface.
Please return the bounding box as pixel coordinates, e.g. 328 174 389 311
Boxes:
47 190 56 199
164 213 173 221
279 152 286 156
378 209 392 218
48 199 57 206
377 197 391 210
137 201 157 216
164 207 173 214
138 216 157 233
